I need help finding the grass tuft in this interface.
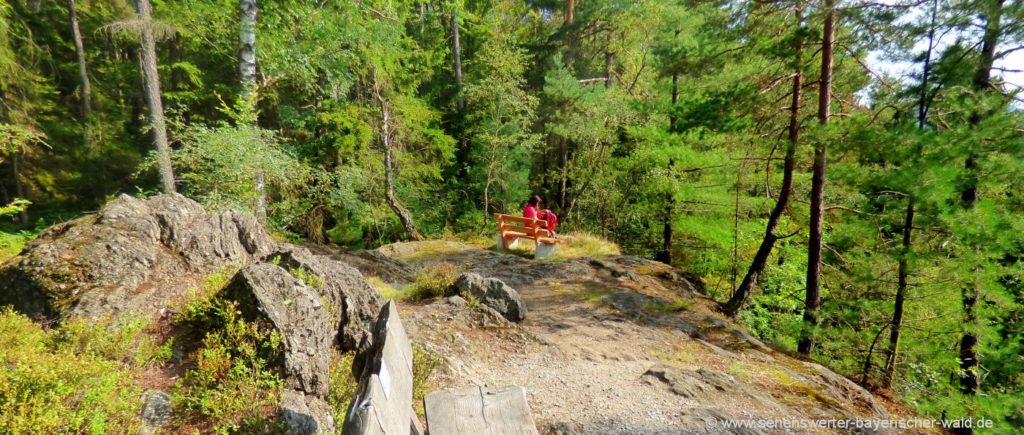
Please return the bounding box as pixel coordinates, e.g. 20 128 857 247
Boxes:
404 263 460 301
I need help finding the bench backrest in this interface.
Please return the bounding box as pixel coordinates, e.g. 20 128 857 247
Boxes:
494 214 550 239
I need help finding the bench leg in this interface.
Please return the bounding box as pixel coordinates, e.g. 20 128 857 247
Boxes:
535 242 557 259
496 234 520 251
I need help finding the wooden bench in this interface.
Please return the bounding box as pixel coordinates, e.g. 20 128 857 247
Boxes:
493 213 562 259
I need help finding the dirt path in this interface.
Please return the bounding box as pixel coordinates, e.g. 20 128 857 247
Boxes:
367 241 924 434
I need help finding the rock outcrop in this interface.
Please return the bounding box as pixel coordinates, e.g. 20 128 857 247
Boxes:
0 193 274 320
220 245 384 434
0 194 386 434
455 272 528 321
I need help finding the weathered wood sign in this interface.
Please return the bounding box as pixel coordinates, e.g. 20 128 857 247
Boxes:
424 386 540 435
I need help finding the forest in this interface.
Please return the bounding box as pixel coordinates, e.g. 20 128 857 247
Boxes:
1 0 1022 431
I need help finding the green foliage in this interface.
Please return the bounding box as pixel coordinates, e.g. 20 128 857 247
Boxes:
3 0 1024 430
0 309 142 434
405 263 461 301
327 351 358 425
173 300 284 433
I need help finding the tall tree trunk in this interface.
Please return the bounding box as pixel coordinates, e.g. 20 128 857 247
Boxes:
239 0 257 101
373 77 420 241
68 0 91 124
884 198 914 386
669 29 681 132
559 137 568 211
669 72 679 132
798 0 834 356
11 153 28 223
657 158 675 264
720 3 803 317
452 8 464 111
604 48 614 88
958 0 1002 397
238 0 265 222
135 0 175 193
885 0 936 388
419 2 426 36
566 0 575 25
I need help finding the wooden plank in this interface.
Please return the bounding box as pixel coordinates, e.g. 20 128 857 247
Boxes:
500 225 550 238
494 213 547 228
425 386 539 435
343 301 416 435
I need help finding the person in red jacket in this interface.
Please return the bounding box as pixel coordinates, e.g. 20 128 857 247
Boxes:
523 195 558 235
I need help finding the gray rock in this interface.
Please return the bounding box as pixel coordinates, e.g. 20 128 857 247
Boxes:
335 249 415 284
280 390 336 434
140 390 172 435
225 255 378 434
0 193 274 320
802 362 891 417
268 246 384 354
226 263 334 397
445 295 468 306
455 273 528 321
644 364 785 415
643 364 726 398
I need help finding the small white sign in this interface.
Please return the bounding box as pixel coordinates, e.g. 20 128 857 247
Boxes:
378 361 391 400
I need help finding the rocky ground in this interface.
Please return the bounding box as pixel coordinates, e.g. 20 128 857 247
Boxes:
343 240 932 435
0 195 932 434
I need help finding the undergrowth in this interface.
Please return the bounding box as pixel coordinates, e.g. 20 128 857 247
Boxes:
0 309 145 434
374 263 460 301
327 345 441 427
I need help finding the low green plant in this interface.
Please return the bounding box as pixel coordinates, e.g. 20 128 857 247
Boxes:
0 309 142 434
406 263 460 301
367 276 405 300
327 345 441 426
0 225 41 263
327 351 358 425
646 297 691 314
289 266 324 289
176 265 241 332
173 300 284 433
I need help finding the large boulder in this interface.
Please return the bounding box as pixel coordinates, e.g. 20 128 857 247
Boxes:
223 247 383 434
268 246 383 353
455 272 528 321
0 193 275 320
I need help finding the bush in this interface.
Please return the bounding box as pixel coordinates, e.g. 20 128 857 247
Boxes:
0 309 142 434
554 231 621 259
327 351 358 424
328 345 441 426
173 300 284 433
405 263 460 301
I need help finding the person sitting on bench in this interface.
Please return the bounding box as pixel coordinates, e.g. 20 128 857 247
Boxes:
523 195 558 235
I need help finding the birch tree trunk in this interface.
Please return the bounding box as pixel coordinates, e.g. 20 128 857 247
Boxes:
238 0 265 222
135 0 175 193
452 7 464 111
373 76 420 241
798 0 834 356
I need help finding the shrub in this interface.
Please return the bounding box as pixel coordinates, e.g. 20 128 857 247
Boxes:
173 300 284 433
553 231 621 259
327 351 358 424
406 263 460 301
0 309 142 434
327 345 441 426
